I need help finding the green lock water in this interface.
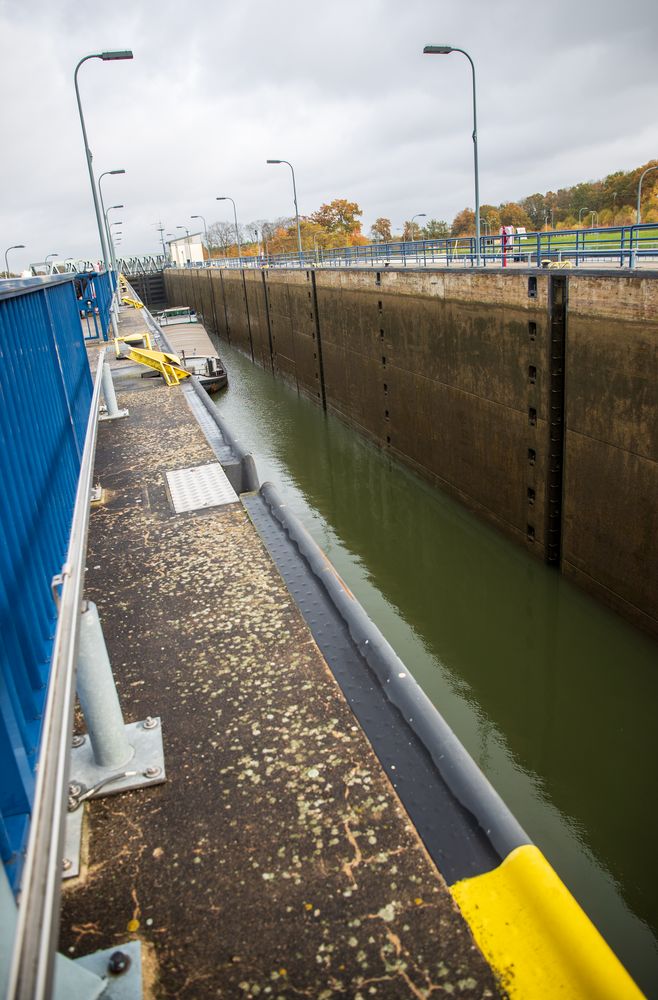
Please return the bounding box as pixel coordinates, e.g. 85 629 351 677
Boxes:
212 339 658 997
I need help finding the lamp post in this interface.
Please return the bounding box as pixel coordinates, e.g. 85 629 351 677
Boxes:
410 213 427 239
266 159 303 263
98 170 125 250
423 45 481 266
104 205 123 279
590 212 598 229
578 207 589 226
632 164 658 268
216 197 243 265
74 51 132 338
191 214 208 256
636 164 658 224
45 253 59 272
4 243 25 277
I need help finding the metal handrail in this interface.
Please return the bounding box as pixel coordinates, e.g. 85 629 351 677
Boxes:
174 222 658 271
7 349 107 1000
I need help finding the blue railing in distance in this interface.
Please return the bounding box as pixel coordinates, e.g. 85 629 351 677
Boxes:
192 222 658 271
0 274 93 890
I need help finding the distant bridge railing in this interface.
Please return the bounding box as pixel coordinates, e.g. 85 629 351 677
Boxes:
176 223 658 271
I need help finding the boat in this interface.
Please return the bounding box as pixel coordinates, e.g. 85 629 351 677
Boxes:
180 351 228 393
155 306 198 326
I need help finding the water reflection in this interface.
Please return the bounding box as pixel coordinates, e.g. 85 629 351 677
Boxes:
214 340 658 995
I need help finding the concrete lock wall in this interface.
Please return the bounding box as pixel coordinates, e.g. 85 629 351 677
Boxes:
164 266 658 638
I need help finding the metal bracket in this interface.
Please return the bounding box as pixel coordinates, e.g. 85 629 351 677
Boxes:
54 940 142 1000
69 717 165 807
90 484 103 504
62 802 84 879
99 408 129 422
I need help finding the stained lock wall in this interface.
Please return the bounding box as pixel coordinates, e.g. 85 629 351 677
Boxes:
164 266 658 637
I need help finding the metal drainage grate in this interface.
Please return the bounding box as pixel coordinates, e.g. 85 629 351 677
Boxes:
165 463 238 513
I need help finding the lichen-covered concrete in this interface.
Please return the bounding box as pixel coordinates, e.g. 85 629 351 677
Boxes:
60 308 502 998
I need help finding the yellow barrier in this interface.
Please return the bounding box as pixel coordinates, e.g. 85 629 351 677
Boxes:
452 846 644 999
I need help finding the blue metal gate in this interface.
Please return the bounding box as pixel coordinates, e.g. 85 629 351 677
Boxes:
0 275 93 889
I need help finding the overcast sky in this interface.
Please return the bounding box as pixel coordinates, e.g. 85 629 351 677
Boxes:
1 0 657 271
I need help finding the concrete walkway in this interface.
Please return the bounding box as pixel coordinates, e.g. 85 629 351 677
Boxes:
60 304 501 998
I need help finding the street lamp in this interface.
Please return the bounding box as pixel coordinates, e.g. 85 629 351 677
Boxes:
410 213 427 239
45 253 59 272
99 170 125 294
74 51 132 337
424 45 481 265
191 214 208 252
632 164 658 268
636 164 658 224
266 159 303 263
590 212 598 229
578 207 589 225
215 197 243 264
104 205 124 277
4 243 25 277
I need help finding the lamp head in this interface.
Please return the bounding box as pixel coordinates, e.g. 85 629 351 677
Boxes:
100 50 133 61
110 169 126 175
266 159 282 164
216 197 227 201
423 45 453 54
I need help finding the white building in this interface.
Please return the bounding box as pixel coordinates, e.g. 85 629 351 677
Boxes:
167 233 205 266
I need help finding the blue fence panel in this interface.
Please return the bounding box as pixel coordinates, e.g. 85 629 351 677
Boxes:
76 270 113 341
0 275 93 889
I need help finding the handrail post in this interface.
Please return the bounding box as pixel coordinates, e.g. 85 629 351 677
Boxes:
77 602 132 767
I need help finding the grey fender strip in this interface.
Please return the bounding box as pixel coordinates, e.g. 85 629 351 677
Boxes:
245 481 531 885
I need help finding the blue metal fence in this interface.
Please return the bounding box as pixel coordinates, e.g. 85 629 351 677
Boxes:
190 222 658 271
0 275 93 889
74 271 113 341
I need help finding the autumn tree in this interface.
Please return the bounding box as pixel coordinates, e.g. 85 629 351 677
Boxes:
370 217 392 242
311 198 363 235
499 202 532 229
479 205 501 233
451 208 475 237
423 219 450 239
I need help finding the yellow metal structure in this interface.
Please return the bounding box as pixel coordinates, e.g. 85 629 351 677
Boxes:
114 332 153 357
122 296 144 310
451 845 644 999
124 346 191 387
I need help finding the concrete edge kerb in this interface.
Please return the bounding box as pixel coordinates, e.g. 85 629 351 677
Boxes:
257 480 531 871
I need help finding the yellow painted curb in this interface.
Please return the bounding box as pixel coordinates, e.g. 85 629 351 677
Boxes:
451 845 644 999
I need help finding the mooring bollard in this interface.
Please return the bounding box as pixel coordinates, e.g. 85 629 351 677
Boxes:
76 600 133 769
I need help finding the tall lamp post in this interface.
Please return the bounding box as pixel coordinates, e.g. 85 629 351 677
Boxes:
106 213 123 275
578 207 589 225
4 243 25 277
74 50 132 337
104 204 123 287
216 197 243 265
266 159 303 263
45 253 59 273
191 214 208 258
410 213 427 238
423 45 481 266
633 164 658 268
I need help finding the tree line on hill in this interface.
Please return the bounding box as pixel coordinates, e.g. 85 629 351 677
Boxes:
204 159 658 257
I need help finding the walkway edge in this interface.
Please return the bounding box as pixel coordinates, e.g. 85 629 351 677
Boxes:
254 480 645 1000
